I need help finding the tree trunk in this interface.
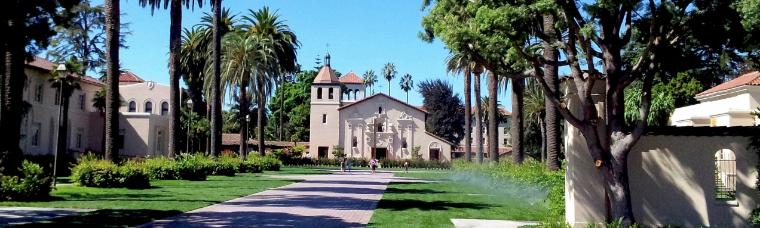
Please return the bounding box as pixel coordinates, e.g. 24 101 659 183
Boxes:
388 79 391 95
257 88 265 156
488 71 499 162
0 3 6 126
279 77 283 141
463 67 472 162
168 0 182 158
210 0 223 158
56 86 72 163
239 82 248 159
601 143 635 224
543 14 561 170
510 76 524 164
473 71 483 163
0 11 26 174
539 115 546 163
104 0 120 162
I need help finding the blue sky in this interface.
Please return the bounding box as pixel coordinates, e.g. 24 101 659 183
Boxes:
97 0 513 110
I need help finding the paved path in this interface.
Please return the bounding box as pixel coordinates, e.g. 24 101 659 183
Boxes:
0 207 93 227
143 171 393 228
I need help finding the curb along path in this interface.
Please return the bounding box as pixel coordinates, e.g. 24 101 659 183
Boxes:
143 171 393 228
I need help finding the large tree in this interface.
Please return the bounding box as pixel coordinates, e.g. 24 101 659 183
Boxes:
382 63 396 96
51 60 81 165
363 70 377 95
1 0 80 174
209 0 223 157
445 51 473 161
399 73 413 103
103 0 119 162
266 70 317 142
423 0 760 223
418 79 465 145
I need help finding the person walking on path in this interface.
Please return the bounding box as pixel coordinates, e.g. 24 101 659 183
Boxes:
340 157 346 173
346 158 352 173
403 161 409 173
370 158 377 174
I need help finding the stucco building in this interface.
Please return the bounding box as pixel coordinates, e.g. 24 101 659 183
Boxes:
308 56 454 161
671 71 760 126
17 57 171 158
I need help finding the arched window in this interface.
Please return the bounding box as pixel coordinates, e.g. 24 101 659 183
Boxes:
128 101 136 112
328 88 334 99
376 122 385 132
161 102 169 116
144 101 153 114
402 138 408 149
352 136 358 148
378 107 383 114
317 88 323 99
715 149 737 200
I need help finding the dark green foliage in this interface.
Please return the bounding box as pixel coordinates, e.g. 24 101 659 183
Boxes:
247 154 282 171
174 154 213 181
71 158 150 189
418 79 465 145
266 70 317 141
22 154 77 177
281 157 450 169
0 161 52 201
143 157 180 180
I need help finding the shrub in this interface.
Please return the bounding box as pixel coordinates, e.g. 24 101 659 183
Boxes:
71 159 150 188
143 156 180 180
175 154 213 181
247 154 282 171
0 161 53 201
211 155 240 176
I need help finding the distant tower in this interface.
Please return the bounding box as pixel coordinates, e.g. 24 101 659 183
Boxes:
309 52 341 158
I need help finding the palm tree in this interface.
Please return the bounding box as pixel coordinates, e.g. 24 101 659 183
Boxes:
506 75 524 164
524 78 546 163
446 52 473 161
382 63 396 95
138 0 204 158
104 0 120 161
93 87 123 154
363 70 377 95
487 71 501 163
51 62 82 161
242 7 299 156
219 30 274 158
210 0 223 157
399 73 413 103
473 67 484 163
180 27 209 116
542 14 561 171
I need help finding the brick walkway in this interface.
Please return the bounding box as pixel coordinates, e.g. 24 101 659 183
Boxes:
143 171 393 228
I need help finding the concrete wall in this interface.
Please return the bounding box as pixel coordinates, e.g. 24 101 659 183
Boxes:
308 83 341 157
672 86 760 126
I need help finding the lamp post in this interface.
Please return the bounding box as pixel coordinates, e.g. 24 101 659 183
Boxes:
186 99 193 153
52 64 68 187
245 114 251 158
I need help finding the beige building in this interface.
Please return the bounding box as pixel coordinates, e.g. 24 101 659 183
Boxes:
671 71 760 126
563 79 759 227
17 57 170 158
308 56 454 161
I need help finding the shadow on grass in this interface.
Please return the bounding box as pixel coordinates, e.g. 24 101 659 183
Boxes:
12 209 183 227
376 199 492 211
383 187 448 194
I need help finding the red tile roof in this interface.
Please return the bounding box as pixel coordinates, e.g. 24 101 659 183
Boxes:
338 93 428 114
119 71 145 83
339 71 364 84
697 71 760 96
26 57 105 86
312 65 339 84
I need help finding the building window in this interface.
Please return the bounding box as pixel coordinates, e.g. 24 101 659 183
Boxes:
156 130 163 153
352 136 358 148
328 88 334 99
128 101 136 112
715 149 737 200
377 122 385 132
144 101 153 113
378 107 383 114
31 123 41 146
161 102 169 116
54 88 61 105
79 94 86 110
402 138 408 149
317 88 323 99
75 128 84 149
35 84 43 103
118 129 125 149
322 114 327 123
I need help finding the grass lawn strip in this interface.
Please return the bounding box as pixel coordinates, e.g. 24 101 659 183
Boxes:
368 171 549 228
0 167 328 227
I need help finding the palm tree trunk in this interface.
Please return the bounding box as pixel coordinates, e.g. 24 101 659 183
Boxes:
168 0 182 158
279 76 284 141
57 87 72 162
210 0 223 157
473 71 483 164
388 79 391 95
543 14 561 170
539 115 546 163
488 71 499 162
0 11 26 174
104 0 120 162
510 76 524 164
463 67 472 162
239 82 248 158
257 88 265 156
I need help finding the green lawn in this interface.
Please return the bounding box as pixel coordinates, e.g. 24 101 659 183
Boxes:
0 167 328 227
368 171 549 228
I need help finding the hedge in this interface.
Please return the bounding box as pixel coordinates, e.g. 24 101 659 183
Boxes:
0 161 52 201
70 158 150 189
282 157 450 169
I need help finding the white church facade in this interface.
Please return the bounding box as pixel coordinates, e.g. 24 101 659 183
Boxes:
308 56 454 161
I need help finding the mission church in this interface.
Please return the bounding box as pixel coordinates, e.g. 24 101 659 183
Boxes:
308 54 454 161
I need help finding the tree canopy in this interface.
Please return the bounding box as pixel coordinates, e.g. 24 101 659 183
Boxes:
418 79 465 145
